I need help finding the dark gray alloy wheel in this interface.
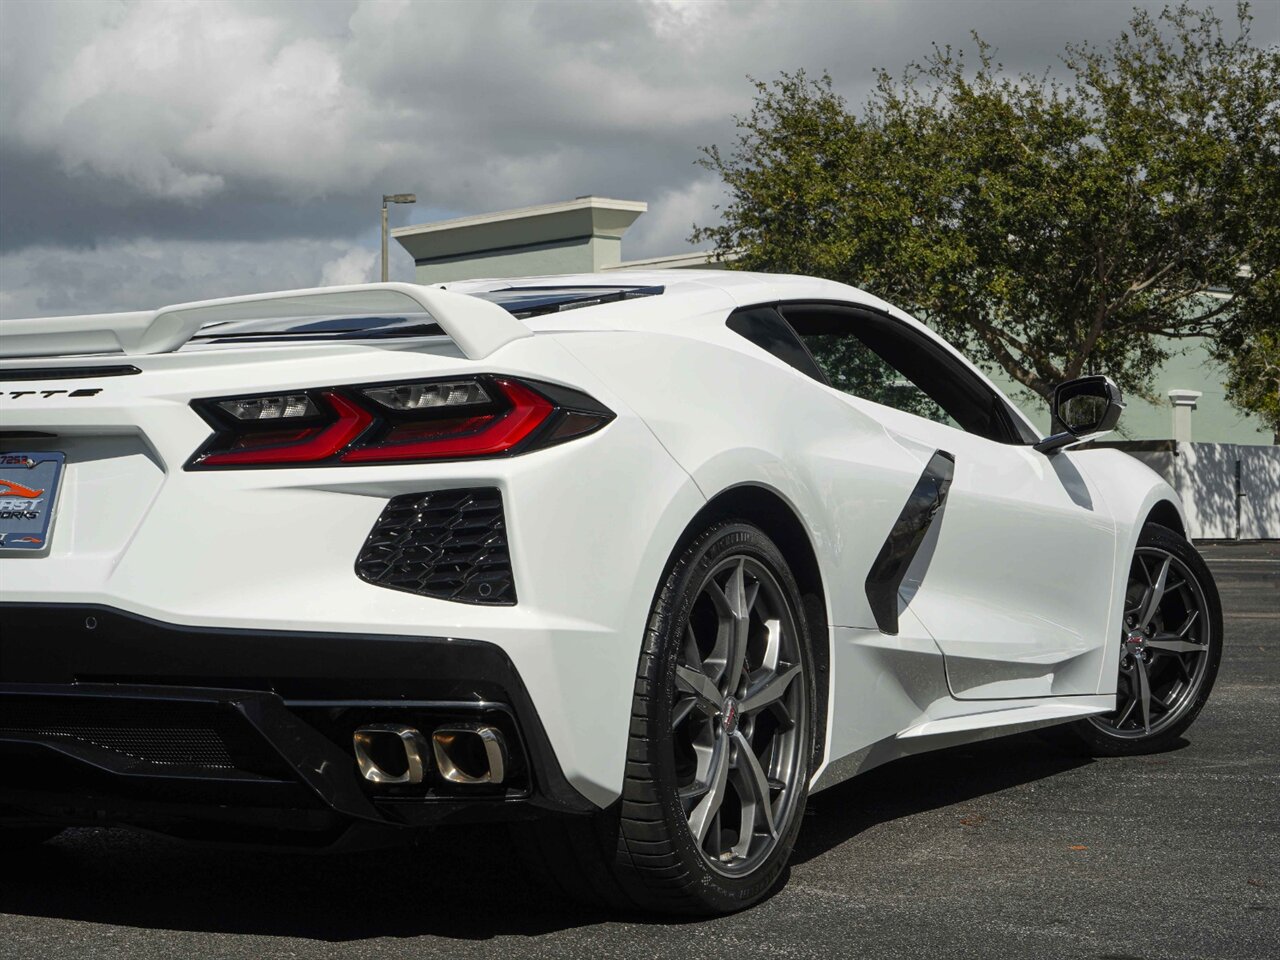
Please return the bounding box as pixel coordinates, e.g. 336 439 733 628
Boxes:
672 551 809 877
511 521 818 914
1063 522 1222 756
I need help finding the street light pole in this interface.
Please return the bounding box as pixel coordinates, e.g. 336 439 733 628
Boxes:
380 193 417 283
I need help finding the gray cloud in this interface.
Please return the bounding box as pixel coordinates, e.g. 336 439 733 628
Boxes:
1 0 1272 317
0 236 385 318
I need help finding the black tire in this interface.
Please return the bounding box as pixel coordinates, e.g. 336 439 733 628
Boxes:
1057 522 1223 757
513 521 819 915
1 824 64 849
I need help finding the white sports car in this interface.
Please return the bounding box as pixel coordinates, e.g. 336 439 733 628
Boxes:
0 271 1221 914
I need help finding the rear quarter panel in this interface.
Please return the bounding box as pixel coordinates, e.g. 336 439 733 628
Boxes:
554 321 962 784
554 319 933 633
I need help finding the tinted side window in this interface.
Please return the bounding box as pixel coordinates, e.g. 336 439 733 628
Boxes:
781 303 1036 445
726 307 829 385
799 330 959 428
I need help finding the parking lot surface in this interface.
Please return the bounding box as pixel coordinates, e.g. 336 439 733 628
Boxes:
2 542 1276 960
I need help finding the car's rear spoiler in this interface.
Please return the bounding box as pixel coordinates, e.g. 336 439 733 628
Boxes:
0 282 532 361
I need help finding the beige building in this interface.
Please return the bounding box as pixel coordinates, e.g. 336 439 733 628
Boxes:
392 197 725 283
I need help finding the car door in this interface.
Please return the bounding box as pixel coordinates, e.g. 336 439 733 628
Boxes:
779 302 1118 700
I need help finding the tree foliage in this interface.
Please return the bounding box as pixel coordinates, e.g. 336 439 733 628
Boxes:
1216 325 1280 440
694 3 1279 420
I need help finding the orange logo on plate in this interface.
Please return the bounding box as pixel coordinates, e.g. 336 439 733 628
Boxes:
0 479 45 498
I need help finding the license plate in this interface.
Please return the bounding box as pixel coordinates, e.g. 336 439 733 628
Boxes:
0 452 65 552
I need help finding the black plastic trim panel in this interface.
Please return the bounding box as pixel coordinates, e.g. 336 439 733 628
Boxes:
0 365 141 380
0 603 595 834
864 450 955 635
355 487 516 605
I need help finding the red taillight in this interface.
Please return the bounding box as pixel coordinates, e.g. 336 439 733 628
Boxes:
198 392 373 466
186 376 611 469
340 379 553 463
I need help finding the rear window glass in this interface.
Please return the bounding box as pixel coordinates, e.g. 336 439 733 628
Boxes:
471 286 663 318
726 307 828 383
191 314 443 342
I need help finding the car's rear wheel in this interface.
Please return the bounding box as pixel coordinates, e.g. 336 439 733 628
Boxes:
1060 522 1222 756
514 521 818 914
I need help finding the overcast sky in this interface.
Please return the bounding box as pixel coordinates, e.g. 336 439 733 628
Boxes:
0 0 1273 318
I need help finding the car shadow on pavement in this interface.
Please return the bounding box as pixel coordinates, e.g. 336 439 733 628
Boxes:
790 730 1099 866
0 732 1108 942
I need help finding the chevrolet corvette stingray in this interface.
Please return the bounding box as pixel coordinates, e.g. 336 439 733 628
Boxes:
0 271 1221 914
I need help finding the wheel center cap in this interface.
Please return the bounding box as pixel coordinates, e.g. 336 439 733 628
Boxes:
1125 633 1146 648
721 697 740 736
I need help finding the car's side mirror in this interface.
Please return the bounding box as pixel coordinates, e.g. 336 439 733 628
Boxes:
1034 375 1125 454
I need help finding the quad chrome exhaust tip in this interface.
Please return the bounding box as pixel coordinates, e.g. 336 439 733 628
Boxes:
352 722 508 787
431 724 507 786
352 724 431 784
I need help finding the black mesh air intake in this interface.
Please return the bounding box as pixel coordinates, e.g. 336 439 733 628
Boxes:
0 697 287 776
354 488 516 605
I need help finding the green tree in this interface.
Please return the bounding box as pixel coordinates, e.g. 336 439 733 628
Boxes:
1216 325 1280 441
694 3 1279 425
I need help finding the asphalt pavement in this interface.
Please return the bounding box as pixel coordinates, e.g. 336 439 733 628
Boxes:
2 542 1276 960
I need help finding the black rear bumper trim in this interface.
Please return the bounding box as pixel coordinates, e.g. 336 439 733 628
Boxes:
0 603 595 835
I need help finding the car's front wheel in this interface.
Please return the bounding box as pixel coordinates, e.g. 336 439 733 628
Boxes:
1061 522 1223 756
515 521 818 914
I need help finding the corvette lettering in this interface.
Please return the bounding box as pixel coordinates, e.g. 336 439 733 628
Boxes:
3 388 101 399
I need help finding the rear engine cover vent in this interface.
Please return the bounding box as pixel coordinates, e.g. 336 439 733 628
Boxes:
355 488 516 605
